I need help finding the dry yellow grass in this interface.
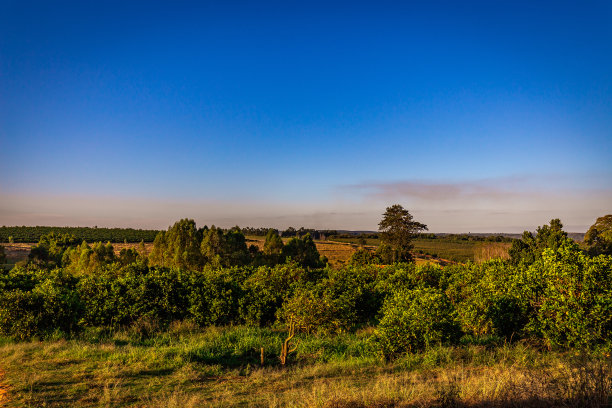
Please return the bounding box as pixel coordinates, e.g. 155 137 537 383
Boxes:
245 236 363 268
474 243 511 263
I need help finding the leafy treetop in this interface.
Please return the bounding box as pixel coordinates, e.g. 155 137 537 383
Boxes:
378 204 428 262
584 215 612 256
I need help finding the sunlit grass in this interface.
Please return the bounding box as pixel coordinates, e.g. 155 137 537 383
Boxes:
0 325 609 407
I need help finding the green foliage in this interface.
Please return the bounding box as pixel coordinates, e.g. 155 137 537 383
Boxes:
149 219 203 270
378 204 428 262
584 214 612 256
118 247 140 265
263 228 284 255
201 226 250 267
28 232 81 266
1 219 610 355
278 285 343 334
349 247 376 266
534 243 612 349
378 263 449 295
0 269 81 339
63 241 117 275
188 267 245 326
222 227 251 266
374 243 399 264
282 233 326 268
0 225 159 243
376 287 460 357
447 260 528 339
239 263 303 326
262 229 284 265
508 219 572 266
324 266 384 328
0 245 6 265
78 263 191 328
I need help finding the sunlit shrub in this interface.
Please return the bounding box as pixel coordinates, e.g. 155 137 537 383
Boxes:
375 287 460 358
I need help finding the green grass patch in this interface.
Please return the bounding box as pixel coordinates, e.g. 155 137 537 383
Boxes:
0 325 610 407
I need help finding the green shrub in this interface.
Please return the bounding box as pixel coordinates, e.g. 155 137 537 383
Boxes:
78 264 190 328
447 260 529 339
348 248 376 266
188 267 245 326
0 269 81 339
277 284 343 334
239 263 304 326
535 245 612 349
375 287 460 358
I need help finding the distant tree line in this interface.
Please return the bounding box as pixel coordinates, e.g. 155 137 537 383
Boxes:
329 232 515 243
0 226 160 243
21 221 327 271
146 220 327 270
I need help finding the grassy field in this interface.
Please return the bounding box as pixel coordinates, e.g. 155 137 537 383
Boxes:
0 325 609 407
326 238 511 264
245 237 445 268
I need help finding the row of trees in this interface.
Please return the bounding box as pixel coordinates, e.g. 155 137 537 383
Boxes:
24 220 328 271
0 226 160 243
148 219 327 269
0 225 343 244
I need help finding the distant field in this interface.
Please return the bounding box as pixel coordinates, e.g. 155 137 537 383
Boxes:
2 238 507 268
0 243 154 268
327 237 511 263
245 236 446 267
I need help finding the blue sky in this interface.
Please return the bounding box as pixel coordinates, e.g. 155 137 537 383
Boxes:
1 0 611 232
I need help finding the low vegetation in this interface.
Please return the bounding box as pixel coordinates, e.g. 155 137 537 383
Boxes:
0 326 610 407
0 210 610 406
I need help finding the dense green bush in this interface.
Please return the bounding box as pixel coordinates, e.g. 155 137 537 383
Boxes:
0 269 81 339
188 267 245 326
78 263 191 328
447 260 529 339
508 219 571 266
376 287 460 358
278 284 343 334
28 232 81 266
239 263 303 326
282 234 327 268
534 244 612 348
64 241 117 275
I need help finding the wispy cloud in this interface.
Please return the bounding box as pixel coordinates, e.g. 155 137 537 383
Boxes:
335 176 612 232
341 180 519 201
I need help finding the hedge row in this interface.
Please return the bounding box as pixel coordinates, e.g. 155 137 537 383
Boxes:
0 241 610 355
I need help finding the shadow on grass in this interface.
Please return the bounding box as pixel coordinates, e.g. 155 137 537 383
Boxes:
186 347 279 368
325 396 612 408
124 367 175 378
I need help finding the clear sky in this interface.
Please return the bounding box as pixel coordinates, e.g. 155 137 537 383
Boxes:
1 0 611 232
